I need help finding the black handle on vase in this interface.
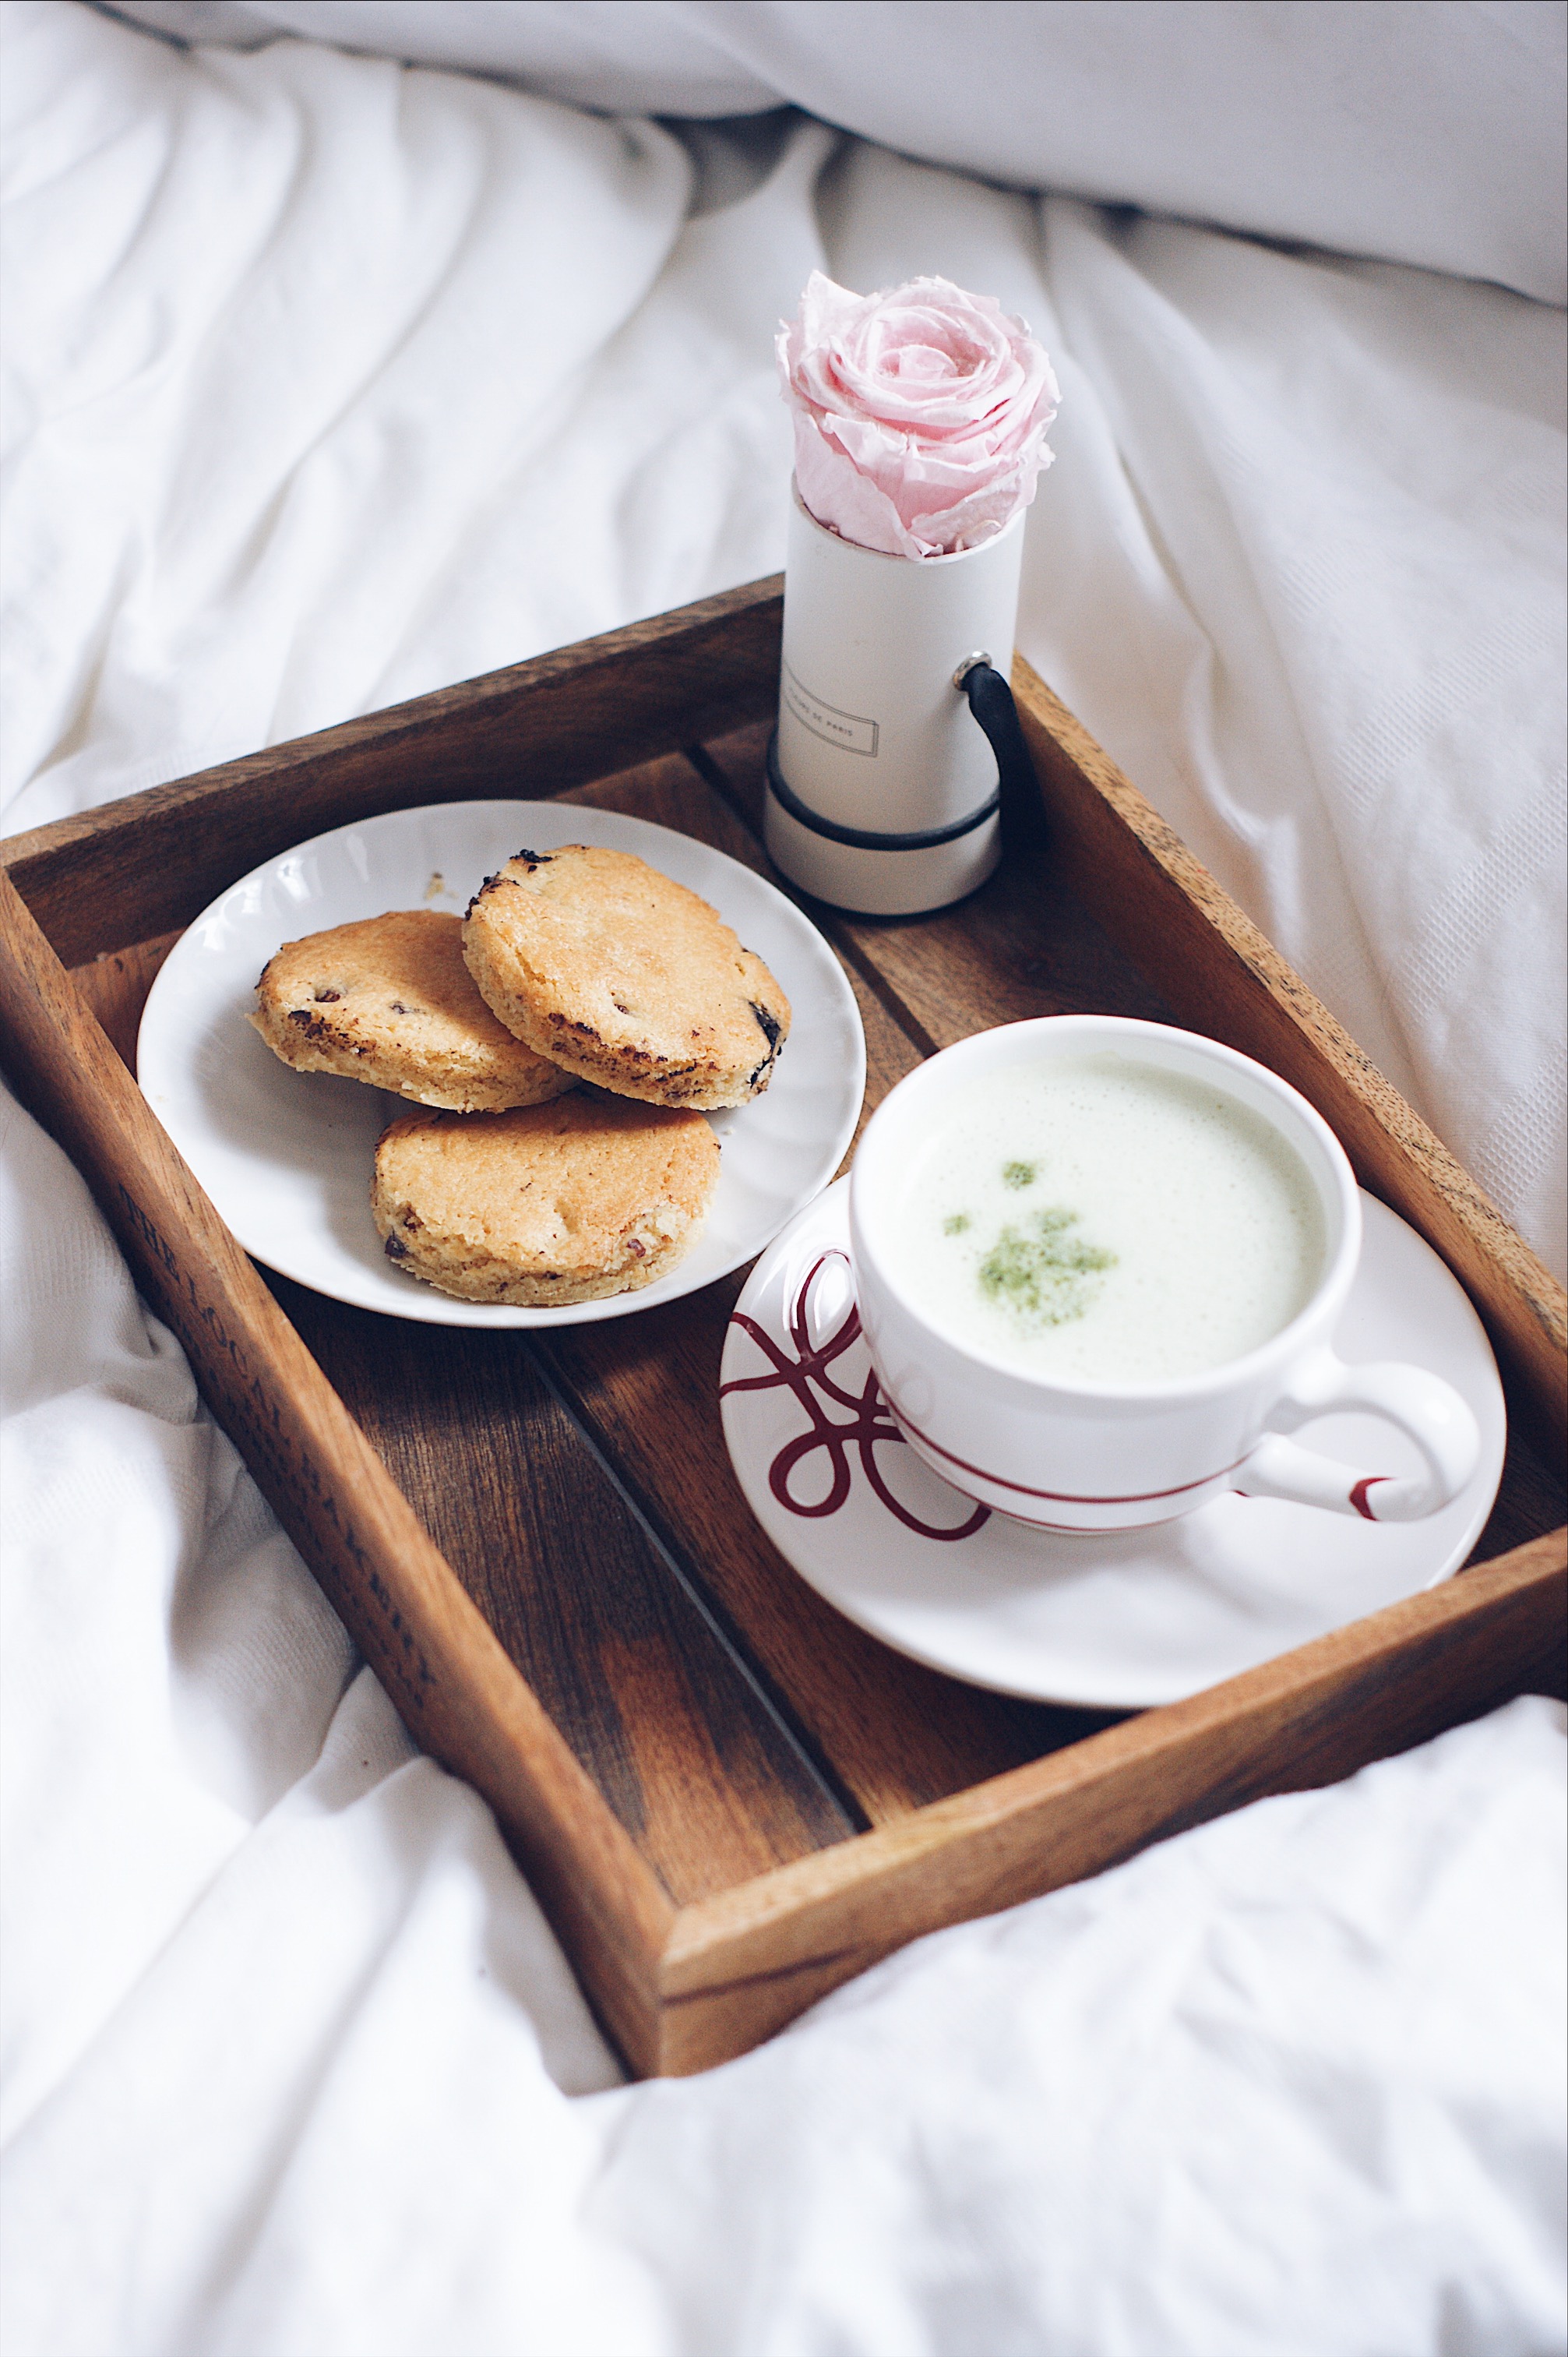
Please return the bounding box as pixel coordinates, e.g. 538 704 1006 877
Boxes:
957 659 1047 865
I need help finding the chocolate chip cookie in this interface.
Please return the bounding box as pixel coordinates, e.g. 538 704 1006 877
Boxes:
372 1090 721 1305
251 910 575 1113
462 845 791 1110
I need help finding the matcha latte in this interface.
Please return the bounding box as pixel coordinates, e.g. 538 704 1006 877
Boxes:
883 1055 1326 1385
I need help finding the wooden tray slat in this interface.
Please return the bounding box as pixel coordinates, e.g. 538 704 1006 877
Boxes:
270 1274 860 1899
693 719 1179 1046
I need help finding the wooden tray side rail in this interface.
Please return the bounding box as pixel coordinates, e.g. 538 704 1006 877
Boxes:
3 583 1563 2076
1011 669 1568 1452
656 1531 1564 2070
0 871 675 2073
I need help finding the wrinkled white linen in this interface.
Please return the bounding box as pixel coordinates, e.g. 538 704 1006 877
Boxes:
115 0 1568 302
3 1069 1564 2355
6 5 1564 1272
2 10 1565 2352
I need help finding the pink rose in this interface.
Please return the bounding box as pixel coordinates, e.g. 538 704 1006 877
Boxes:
777 271 1060 559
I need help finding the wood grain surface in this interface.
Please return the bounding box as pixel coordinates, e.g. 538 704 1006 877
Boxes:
270 1270 860 1902
11 587 1565 2079
69 931 181 1067
690 719 1177 1048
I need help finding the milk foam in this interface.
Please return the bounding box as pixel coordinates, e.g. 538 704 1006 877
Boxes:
886 1055 1325 1383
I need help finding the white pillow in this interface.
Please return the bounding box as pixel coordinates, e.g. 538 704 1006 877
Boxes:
109 0 1567 302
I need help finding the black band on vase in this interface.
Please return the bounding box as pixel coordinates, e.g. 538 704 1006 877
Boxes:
765 733 1001 852
766 665 1042 859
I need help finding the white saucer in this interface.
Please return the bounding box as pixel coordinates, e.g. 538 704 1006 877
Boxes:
719 1178 1506 1710
137 801 865 1328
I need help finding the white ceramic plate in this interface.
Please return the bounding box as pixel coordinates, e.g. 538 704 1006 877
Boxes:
720 1178 1506 1710
137 801 865 1326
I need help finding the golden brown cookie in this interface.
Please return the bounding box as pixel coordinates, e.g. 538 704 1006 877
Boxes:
249 911 575 1113
372 1091 721 1305
461 845 791 1110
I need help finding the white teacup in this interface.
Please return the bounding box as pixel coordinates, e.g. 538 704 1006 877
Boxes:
847 1017 1482 1533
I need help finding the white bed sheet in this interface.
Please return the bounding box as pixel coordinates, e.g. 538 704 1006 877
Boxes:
6 2 1563 1275
2 10 1564 2352
120 0 1568 302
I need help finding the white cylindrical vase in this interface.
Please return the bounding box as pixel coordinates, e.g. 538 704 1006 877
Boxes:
765 482 1026 916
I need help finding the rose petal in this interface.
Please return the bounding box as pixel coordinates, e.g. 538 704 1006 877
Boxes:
792 417 932 557
778 271 1059 557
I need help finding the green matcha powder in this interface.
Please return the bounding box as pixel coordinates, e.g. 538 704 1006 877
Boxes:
943 1161 1117 1330
980 1206 1116 1327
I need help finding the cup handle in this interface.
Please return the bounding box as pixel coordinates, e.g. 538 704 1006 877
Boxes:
1234 1349 1481 1523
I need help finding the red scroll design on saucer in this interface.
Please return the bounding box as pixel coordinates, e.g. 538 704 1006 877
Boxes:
721 1251 989 1541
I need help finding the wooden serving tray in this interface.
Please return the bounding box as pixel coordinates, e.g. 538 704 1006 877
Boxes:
2 577 1563 2076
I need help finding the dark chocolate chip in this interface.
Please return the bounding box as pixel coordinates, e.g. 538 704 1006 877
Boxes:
467 867 520 915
